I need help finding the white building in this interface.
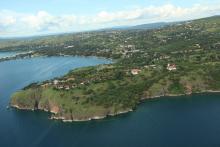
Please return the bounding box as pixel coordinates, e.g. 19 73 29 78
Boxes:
167 64 177 71
53 80 59 85
131 69 141 75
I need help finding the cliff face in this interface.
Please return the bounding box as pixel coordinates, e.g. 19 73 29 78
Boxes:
10 88 130 121
10 88 60 113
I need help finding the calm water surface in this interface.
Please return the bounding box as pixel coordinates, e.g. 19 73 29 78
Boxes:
0 54 220 147
0 51 19 59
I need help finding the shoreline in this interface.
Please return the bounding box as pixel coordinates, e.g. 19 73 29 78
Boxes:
49 109 133 122
0 53 114 64
141 90 220 100
10 90 220 123
10 104 133 122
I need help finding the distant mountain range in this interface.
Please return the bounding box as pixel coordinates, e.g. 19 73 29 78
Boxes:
0 22 174 40
100 22 174 31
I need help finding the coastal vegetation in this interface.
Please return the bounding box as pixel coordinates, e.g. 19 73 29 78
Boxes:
6 16 220 121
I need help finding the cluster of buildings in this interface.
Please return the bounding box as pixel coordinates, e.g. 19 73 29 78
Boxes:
131 63 177 75
41 78 80 91
52 79 80 90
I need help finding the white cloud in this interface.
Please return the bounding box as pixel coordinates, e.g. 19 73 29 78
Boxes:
92 3 220 25
0 16 16 26
21 11 53 31
0 10 16 27
0 3 220 37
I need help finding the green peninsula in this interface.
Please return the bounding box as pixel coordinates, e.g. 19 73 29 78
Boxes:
8 16 220 121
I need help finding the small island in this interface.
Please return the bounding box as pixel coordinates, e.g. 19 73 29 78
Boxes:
8 16 220 122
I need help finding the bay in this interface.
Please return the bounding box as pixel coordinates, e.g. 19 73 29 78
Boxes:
0 54 220 147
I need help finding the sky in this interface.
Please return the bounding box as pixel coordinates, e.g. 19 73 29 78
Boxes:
0 0 220 37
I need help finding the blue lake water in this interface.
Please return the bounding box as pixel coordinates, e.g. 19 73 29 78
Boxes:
0 52 19 59
0 55 220 147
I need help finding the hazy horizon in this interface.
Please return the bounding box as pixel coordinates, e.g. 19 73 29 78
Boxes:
0 0 220 37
